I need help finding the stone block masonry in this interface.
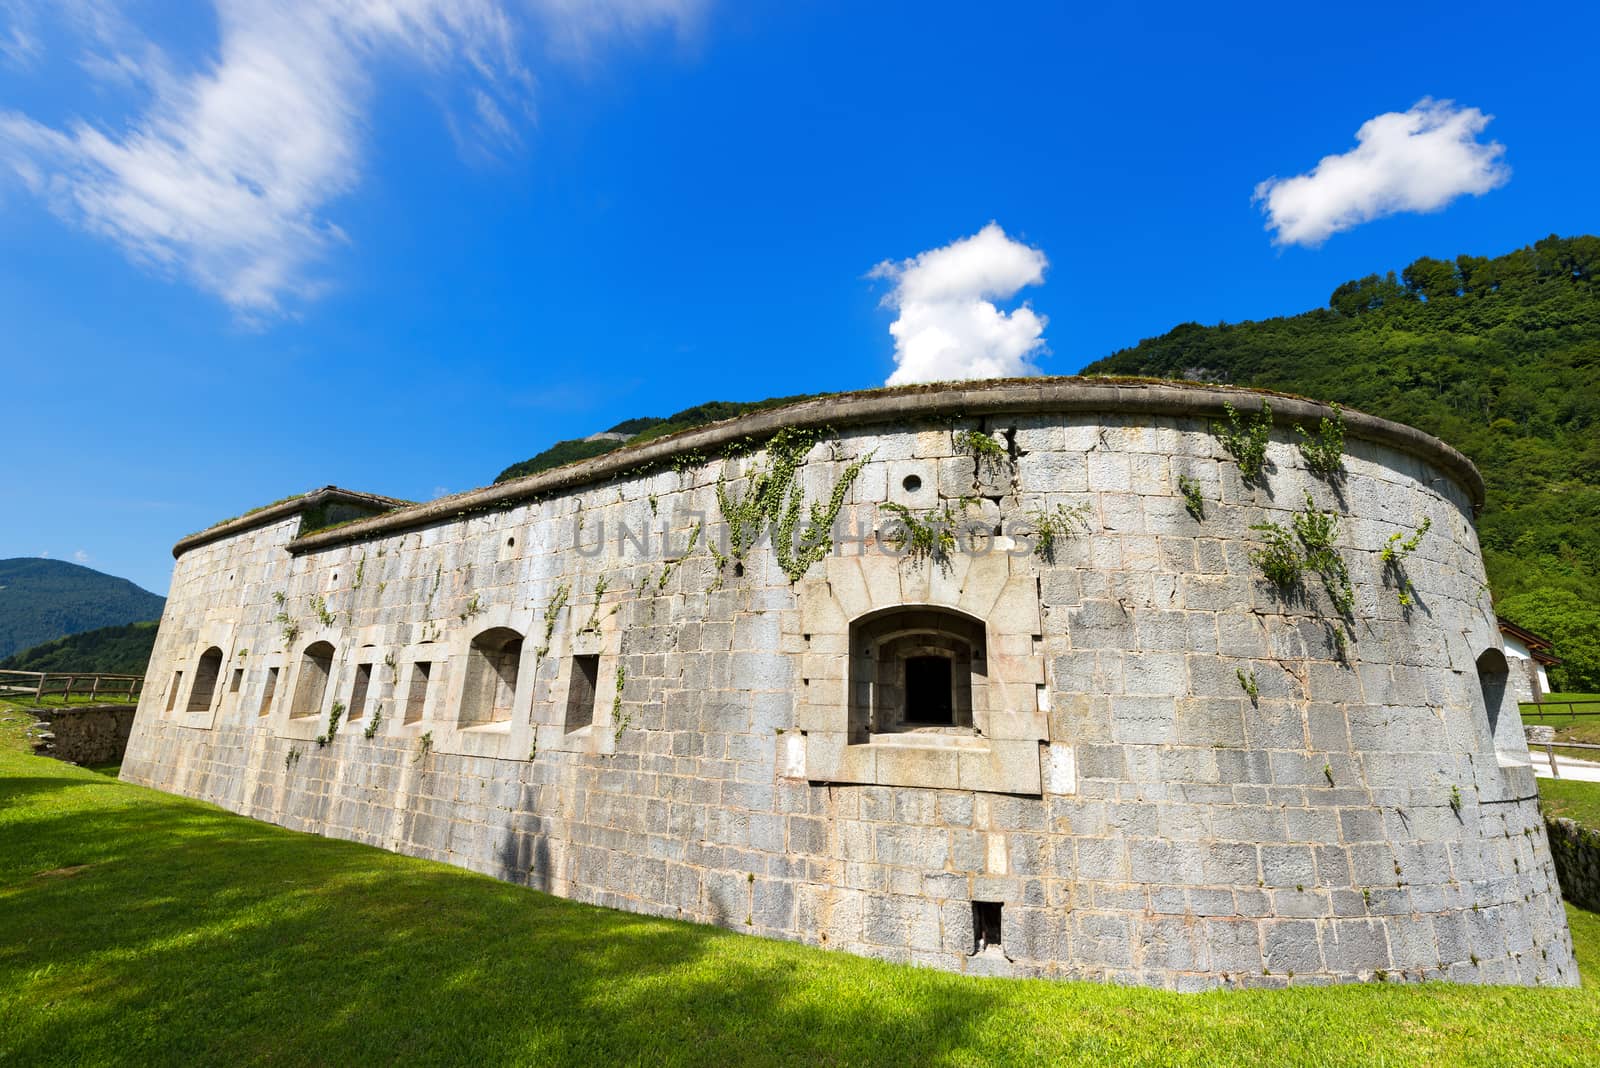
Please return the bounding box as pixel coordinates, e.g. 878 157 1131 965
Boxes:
120 378 1578 989
1547 818 1600 912
30 704 137 765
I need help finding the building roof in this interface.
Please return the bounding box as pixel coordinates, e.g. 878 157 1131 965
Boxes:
1498 616 1562 666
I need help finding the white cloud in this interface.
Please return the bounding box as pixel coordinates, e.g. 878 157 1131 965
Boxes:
0 1 700 315
871 223 1049 387
1254 98 1510 247
73 548 92 563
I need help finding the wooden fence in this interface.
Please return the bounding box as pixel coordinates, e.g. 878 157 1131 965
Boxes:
1520 699 1600 720
0 669 144 705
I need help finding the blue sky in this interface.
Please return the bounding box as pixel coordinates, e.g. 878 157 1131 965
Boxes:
2 0 1597 595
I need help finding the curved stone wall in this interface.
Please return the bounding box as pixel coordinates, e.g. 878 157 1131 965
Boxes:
122 380 1578 989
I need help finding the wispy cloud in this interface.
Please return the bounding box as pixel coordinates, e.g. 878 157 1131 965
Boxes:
1255 98 1510 247
871 222 1049 387
73 548 92 563
0 1 700 315
0 0 41 69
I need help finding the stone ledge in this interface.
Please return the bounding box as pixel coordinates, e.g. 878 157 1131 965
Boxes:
272 377 1486 557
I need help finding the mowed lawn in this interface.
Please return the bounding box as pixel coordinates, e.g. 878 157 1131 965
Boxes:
2 713 1600 1066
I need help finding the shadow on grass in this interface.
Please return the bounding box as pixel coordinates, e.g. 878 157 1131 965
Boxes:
0 778 1010 1066
4 758 1600 1067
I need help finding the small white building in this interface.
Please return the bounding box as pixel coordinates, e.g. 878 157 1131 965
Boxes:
1498 617 1559 701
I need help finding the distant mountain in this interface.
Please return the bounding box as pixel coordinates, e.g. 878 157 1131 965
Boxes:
0 620 160 675
0 559 166 661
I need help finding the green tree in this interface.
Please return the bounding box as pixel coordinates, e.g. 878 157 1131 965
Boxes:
1497 589 1600 691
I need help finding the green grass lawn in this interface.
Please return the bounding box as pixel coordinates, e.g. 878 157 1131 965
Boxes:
3 721 1600 1065
1540 776 1600 830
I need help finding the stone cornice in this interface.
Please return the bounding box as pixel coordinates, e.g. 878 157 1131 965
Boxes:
174 378 1486 559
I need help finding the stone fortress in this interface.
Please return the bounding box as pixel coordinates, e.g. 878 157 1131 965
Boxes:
121 378 1578 989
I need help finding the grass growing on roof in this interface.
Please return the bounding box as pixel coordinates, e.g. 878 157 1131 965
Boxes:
0 715 1597 1066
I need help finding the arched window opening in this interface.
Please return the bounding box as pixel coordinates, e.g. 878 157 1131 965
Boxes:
187 647 223 714
290 641 335 719
849 606 987 741
460 627 523 727
1476 648 1510 743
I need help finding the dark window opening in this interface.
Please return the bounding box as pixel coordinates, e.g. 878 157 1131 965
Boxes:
404 662 431 724
188 647 223 713
905 656 954 725
848 606 985 739
565 654 600 733
259 667 279 716
165 671 183 713
349 662 373 721
229 668 244 693
973 901 1003 954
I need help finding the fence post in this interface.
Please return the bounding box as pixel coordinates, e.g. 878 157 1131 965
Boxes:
34 673 45 702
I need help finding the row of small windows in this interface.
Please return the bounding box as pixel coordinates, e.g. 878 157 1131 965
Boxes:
166 619 1521 750
166 628 604 735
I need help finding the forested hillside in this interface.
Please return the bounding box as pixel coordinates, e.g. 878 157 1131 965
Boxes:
1084 234 1600 688
495 395 817 483
0 621 159 675
0 559 165 661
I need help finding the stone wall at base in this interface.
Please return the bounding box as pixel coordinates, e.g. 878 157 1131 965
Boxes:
31 704 137 765
1548 817 1600 912
120 380 1579 989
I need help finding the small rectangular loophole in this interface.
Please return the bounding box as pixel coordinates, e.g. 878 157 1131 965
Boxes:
259 667 278 716
972 901 1002 954
565 654 600 733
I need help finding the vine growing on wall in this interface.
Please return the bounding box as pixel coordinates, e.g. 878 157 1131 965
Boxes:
954 428 1010 475
1295 404 1346 479
1292 496 1355 617
272 590 300 646
414 730 433 763
364 704 383 739
880 502 959 568
656 522 702 591
1026 502 1093 562
579 577 613 633
1249 496 1354 617
310 594 336 628
714 427 871 583
316 700 345 747
1249 521 1303 589
284 746 302 772
611 663 629 743
534 582 570 659
1178 475 1206 521
1381 518 1432 607
1214 401 1272 483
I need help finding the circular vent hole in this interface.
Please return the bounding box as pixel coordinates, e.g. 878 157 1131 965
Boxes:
902 474 922 493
